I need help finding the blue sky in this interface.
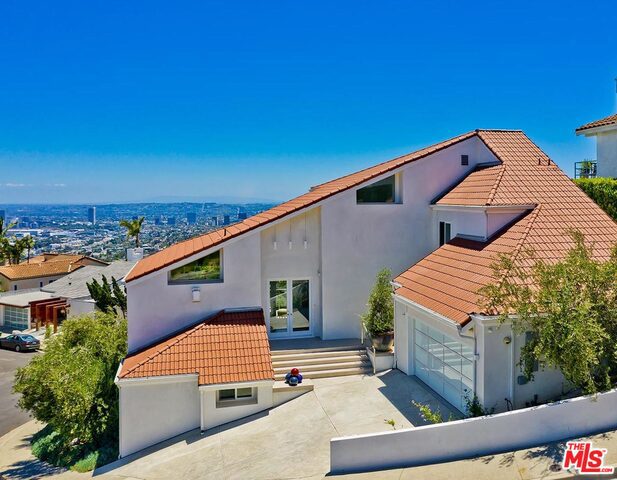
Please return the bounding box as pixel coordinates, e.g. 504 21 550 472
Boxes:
0 1 615 204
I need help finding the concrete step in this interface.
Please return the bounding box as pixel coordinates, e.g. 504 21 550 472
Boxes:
270 344 364 355
272 353 368 368
274 365 372 381
271 349 367 362
273 360 369 374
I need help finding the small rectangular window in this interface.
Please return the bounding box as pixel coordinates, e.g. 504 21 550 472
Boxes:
40 281 43 288
216 387 257 407
461 155 469 166
439 222 452 246
356 175 396 204
169 250 222 283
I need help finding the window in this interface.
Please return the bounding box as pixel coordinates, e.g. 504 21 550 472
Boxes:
356 175 399 204
13 285 17 291
169 250 222 283
439 222 452 246
461 154 469 166
216 387 257 407
40 281 43 288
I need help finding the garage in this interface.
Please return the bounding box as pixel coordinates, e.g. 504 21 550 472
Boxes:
413 319 474 412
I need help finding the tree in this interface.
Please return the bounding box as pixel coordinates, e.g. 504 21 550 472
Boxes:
119 217 145 248
362 268 394 337
2 235 36 264
13 313 127 453
480 230 617 395
87 275 127 317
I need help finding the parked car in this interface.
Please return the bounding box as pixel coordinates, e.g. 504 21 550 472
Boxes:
0 334 40 352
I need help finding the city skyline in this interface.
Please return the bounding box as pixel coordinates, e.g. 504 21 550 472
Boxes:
1 1 616 204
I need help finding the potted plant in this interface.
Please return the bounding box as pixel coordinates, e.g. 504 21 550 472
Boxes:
362 268 394 352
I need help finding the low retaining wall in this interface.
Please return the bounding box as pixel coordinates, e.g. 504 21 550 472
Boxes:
331 387 617 474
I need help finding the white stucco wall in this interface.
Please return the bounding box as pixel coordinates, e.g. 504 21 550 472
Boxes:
320 137 498 339
433 208 487 242
1 274 65 292
330 387 617 474
126 234 262 352
260 209 322 337
596 130 617 178
67 298 95 316
200 381 274 430
118 375 200 458
476 320 566 412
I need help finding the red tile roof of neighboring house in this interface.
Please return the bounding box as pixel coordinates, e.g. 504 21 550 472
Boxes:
125 131 478 282
575 113 617 133
0 259 85 281
118 309 274 385
396 130 617 325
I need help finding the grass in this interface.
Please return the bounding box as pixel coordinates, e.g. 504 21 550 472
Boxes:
31 425 117 472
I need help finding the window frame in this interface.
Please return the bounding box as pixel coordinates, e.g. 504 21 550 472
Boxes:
356 173 402 205
168 249 224 285
216 386 258 408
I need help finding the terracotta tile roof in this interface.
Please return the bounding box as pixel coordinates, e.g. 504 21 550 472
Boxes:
125 131 477 282
118 309 274 385
575 113 617 133
397 130 617 325
0 258 88 280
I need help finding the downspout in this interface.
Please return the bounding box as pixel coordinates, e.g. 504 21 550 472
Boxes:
459 320 478 400
390 282 402 371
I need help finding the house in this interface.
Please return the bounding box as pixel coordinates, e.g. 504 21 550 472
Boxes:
575 113 617 178
0 289 58 331
117 129 617 457
41 260 136 316
0 253 107 292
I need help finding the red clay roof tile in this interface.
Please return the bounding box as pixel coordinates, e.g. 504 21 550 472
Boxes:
118 309 274 385
575 113 617 133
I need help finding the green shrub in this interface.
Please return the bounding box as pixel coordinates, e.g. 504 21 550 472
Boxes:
411 400 444 424
14 313 126 471
574 178 617 221
362 268 394 337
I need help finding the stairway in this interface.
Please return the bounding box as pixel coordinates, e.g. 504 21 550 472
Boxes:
271 344 372 380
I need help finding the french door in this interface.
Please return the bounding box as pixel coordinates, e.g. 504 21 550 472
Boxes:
268 279 311 337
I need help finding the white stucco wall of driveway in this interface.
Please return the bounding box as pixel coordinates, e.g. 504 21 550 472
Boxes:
330 386 617 474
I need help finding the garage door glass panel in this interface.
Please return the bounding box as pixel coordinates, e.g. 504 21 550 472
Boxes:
413 319 474 412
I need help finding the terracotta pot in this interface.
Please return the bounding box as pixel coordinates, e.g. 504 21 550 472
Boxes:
370 332 394 352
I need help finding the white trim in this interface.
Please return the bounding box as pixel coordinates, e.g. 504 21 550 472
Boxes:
576 123 617 136
393 294 461 334
115 372 198 386
430 204 536 213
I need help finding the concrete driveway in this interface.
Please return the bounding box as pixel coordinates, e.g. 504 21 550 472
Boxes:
0 347 37 437
97 370 458 480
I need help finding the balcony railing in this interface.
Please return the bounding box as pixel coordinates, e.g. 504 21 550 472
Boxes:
574 160 597 179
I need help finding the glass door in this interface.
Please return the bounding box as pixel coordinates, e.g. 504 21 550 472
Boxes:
268 279 310 336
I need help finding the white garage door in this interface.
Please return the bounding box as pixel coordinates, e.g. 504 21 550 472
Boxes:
414 320 474 412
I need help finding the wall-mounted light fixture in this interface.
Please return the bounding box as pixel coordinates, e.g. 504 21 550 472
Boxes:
503 336 512 345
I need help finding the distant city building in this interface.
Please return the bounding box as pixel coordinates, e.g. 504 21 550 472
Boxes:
132 216 138 221
238 212 248 220
187 212 197 225
167 217 176 226
154 216 162 226
211 216 218 226
223 214 230 225
88 207 96 225
0 210 5 223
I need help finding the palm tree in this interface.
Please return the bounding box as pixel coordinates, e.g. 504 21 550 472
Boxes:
119 217 145 248
22 235 35 263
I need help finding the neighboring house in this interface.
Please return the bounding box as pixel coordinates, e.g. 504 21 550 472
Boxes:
116 129 617 457
576 113 617 178
0 289 57 331
42 260 135 316
0 253 107 292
